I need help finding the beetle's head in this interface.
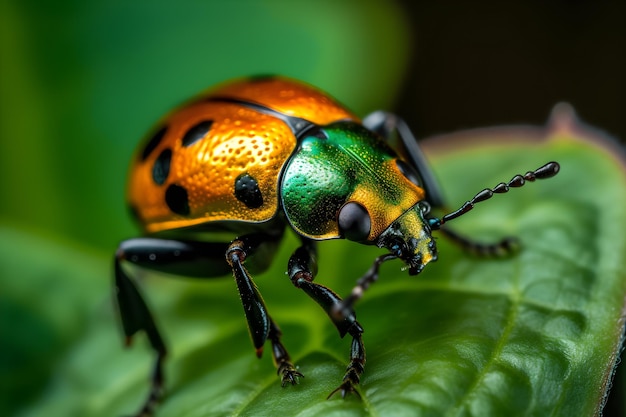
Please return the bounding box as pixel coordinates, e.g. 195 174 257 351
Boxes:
375 202 438 275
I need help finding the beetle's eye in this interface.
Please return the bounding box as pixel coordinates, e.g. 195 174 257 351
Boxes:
420 201 431 216
338 202 371 242
396 159 422 187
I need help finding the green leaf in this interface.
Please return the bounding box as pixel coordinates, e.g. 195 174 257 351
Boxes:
10 106 626 417
0 225 108 416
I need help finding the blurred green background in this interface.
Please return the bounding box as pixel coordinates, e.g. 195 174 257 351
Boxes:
1 0 623 252
0 0 413 250
1 0 624 415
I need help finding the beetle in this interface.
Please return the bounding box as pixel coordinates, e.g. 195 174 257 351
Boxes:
115 75 560 416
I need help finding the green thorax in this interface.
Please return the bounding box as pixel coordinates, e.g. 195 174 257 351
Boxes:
280 122 425 241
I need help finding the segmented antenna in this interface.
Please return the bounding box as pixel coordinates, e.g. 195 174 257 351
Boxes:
436 161 560 226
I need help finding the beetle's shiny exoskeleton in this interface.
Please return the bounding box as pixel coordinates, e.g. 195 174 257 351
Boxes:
115 76 560 416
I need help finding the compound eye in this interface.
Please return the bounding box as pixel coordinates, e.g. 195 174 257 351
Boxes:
338 202 371 242
396 159 422 187
420 201 431 216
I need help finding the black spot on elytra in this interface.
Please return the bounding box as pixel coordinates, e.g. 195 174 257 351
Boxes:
165 184 190 215
152 148 172 185
182 120 213 147
141 126 167 160
234 173 263 209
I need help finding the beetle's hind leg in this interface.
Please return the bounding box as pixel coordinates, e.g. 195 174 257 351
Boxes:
114 237 245 416
114 250 167 417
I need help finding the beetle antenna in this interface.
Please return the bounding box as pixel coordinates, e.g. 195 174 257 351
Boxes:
431 161 560 228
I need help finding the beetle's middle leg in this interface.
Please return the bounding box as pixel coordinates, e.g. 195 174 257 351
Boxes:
225 233 302 386
287 239 366 398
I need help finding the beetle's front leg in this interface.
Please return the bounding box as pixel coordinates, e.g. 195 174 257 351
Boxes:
225 234 302 385
287 240 366 398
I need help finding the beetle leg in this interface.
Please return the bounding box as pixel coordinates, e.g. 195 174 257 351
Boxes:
114 246 168 417
327 328 365 399
116 237 238 416
363 110 445 208
225 235 274 357
268 318 303 386
287 240 366 398
335 253 397 316
225 233 301 385
438 225 520 257
115 236 284 416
